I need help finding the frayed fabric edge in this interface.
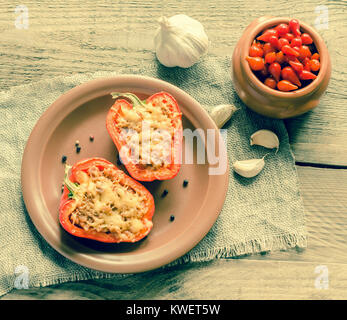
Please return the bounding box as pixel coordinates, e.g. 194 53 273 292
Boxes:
0 271 127 298
165 231 308 268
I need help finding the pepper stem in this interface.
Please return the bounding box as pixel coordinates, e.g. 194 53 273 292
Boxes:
111 92 147 109
63 164 79 199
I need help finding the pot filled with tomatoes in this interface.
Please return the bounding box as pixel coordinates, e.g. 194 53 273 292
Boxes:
232 16 331 119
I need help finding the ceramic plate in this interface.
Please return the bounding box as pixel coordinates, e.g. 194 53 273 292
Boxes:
21 75 229 273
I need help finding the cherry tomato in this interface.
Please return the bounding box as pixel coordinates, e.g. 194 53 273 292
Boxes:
284 33 295 42
304 64 311 71
246 56 265 71
301 33 313 45
309 59 320 72
257 29 278 42
289 60 304 74
311 53 320 60
268 35 279 49
299 70 317 80
265 52 277 64
289 19 301 36
249 44 264 57
282 45 300 57
302 57 310 65
264 77 277 89
278 37 289 49
268 62 281 81
298 45 312 60
291 37 302 48
263 42 276 55
252 40 263 48
277 80 298 91
275 23 290 36
281 66 301 86
257 64 268 77
302 57 311 71
276 51 286 64
267 28 279 37
287 55 299 62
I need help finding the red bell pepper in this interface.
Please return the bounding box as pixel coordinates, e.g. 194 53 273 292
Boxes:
106 92 183 182
59 157 155 243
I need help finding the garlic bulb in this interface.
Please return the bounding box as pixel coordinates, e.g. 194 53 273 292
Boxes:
250 129 279 152
154 14 209 68
209 104 238 128
232 158 265 178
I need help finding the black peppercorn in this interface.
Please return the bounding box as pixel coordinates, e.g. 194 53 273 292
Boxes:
170 215 175 222
183 180 189 187
61 155 67 163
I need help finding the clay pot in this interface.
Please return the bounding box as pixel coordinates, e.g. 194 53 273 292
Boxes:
232 16 331 119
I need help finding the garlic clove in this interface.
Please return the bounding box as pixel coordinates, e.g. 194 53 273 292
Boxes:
232 158 265 178
154 14 209 68
250 129 279 152
209 104 238 128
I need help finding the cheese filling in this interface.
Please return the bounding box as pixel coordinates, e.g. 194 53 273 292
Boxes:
69 165 151 241
115 94 180 170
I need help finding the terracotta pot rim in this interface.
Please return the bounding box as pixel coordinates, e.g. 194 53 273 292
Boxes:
241 16 329 98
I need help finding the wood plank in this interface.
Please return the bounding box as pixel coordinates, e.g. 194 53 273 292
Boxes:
2 260 347 300
1 166 347 299
243 166 347 264
0 0 346 165
285 106 347 167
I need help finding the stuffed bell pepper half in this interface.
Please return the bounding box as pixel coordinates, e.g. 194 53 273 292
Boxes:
59 157 155 243
106 92 183 182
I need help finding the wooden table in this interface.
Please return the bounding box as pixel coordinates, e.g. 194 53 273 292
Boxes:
1 0 346 299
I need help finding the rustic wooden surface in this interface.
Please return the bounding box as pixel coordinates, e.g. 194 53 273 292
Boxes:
1 0 347 299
